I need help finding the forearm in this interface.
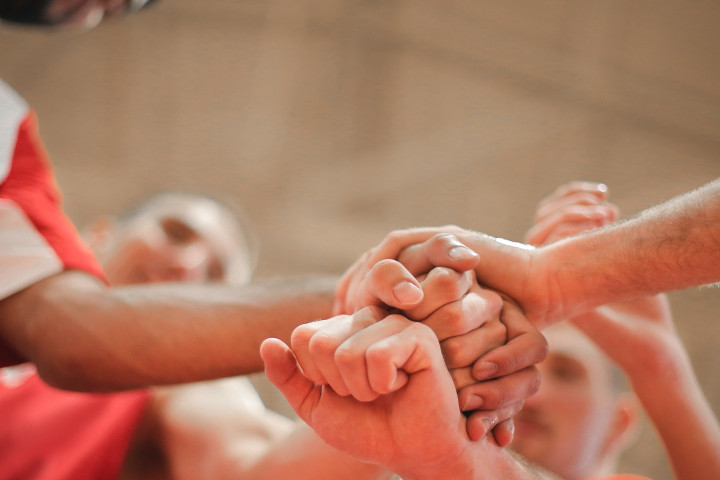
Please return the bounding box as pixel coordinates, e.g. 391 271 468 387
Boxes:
542 178 720 319
240 424 392 480
629 347 720 480
396 443 559 480
0 271 335 391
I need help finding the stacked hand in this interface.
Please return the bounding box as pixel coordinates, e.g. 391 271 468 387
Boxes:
261 234 548 479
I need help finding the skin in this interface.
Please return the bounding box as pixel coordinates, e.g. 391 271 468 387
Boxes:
520 182 720 480
333 234 549 441
335 178 720 329
262 312 558 480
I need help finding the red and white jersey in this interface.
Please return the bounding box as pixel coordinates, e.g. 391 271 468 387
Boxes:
0 79 105 366
0 80 149 480
0 365 149 480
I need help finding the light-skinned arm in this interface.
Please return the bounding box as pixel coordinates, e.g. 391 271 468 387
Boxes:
529 181 720 480
335 178 720 328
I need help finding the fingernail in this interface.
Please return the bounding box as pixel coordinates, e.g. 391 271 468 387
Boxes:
474 362 498 380
481 415 498 435
462 394 484 411
392 281 423 304
448 246 478 261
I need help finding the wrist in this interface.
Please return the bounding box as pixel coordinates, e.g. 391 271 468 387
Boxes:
393 445 476 480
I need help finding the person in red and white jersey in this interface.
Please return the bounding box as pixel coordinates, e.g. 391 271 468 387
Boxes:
0 191 252 480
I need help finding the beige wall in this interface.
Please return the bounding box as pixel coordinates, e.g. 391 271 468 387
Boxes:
2 1 719 478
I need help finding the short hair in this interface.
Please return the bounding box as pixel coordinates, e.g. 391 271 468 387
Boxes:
119 192 259 284
0 0 53 25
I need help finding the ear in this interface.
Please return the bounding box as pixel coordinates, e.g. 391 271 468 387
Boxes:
602 393 641 458
82 216 117 256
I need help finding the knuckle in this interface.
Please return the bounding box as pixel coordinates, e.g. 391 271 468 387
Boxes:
436 302 465 332
428 267 463 295
429 232 456 249
356 306 384 325
333 344 359 369
440 338 467 367
480 388 502 409
308 332 337 358
486 321 508 345
406 319 433 337
486 291 504 314
290 324 317 349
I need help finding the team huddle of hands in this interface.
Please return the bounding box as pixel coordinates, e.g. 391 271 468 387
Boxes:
259 182 669 479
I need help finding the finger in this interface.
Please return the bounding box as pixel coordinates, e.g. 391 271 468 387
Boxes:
449 366 475 391
261 338 319 422
291 318 343 385
422 284 503 341
535 190 608 223
404 268 473 320
334 251 371 315
535 181 608 216
367 226 468 269
492 419 515 447
466 401 525 442
335 227 473 315
334 314 417 401
459 366 541 411
441 320 506 369
365 319 441 395
525 204 618 246
472 301 548 380
302 308 384 395
395 233 479 277
355 259 424 311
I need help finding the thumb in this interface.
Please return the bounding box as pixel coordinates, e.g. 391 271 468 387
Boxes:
260 338 318 420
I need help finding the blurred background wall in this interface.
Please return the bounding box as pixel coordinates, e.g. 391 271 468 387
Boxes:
1 0 719 477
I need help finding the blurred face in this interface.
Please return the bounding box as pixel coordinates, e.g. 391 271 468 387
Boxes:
96 195 251 286
510 325 620 479
0 0 155 28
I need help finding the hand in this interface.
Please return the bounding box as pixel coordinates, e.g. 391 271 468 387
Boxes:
334 227 562 328
334 230 479 315
261 314 480 480
335 238 547 443
524 181 618 246
410 275 544 444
